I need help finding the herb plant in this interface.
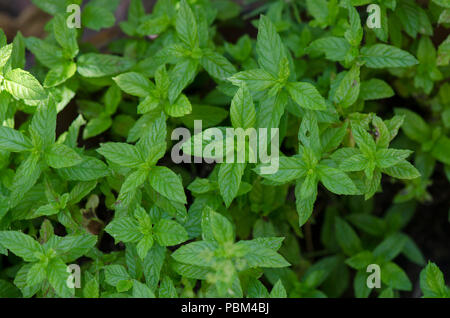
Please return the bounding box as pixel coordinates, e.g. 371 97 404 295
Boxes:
0 0 449 298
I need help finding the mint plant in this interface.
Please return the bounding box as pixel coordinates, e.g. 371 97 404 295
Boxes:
0 0 449 299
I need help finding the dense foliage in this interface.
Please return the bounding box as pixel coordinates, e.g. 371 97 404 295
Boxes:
0 0 449 298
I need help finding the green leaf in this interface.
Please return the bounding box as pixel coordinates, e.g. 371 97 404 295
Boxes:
334 65 360 108
360 79 394 100
137 234 154 259
83 116 112 139
138 15 171 36
228 69 276 92
26 262 46 287
345 251 374 270
382 160 421 179
83 273 99 298
200 49 236 82
0 231 42 262
302 255 339 289
361 44 419 68
0 43 13 68
47 234 97 263
148 166 187 204
295 178 318 227
354 270 372 298
298 112 321 156
180 104 228 129
32 203 60 218
44 62 77 88
0 126 32 152
202 206 234 244
345 5 363 46
3 69 46 100
13 264 40 297
254 155 305 183
431 136 450 165
396 0 432 38
381 262 412 291
120 0 147 35
334 217 362 256
176 0 198 49
113 72 153 98
372 116 392 150
137 95 159 114
77 53 134 78
165 94 192 118
287 82 327 111
375 149 412 168
8 32 25 70
256 91 288 130
402 236 425 266
339 154 368 172
300 173 317 198
378 287 394 298
25 37 65 69
57 156 109 181
168 59 198 103
351 124 376 156
224 34 251 61
346 214 386 237
237 240 290 268
394 108 430 143
230 84 256 129
29 102 56 148
9 153 42 208
31 0 80 15
172 241 218 267
132 280 155 298
52 14 78 58
154 219 188 246
437 35 450 66
104 265 130 287
318 165 358 195
46 257 74 298
373 233 407 262
97 142 143 167
219 163 246 207
433 0 450 8
138 138 167 167
420 262 448 298
269 280 287 298
306 0 329 26
256 15 288 76
45 143 82 169
159 276 178 298
247 279 269 298
308 37 350 62
116 279 133 292
120 169 148 193
142 244 166 290
105 217 142 243
68 181 97 205
82 4 116 31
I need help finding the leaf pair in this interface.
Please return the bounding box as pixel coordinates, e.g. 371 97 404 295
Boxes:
114 65 192 118
0 230 96 297
229 15 327 129
172 206 289 297
97 115 187 206
105 205 188 259
337 119 420 199
256 112 358 226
